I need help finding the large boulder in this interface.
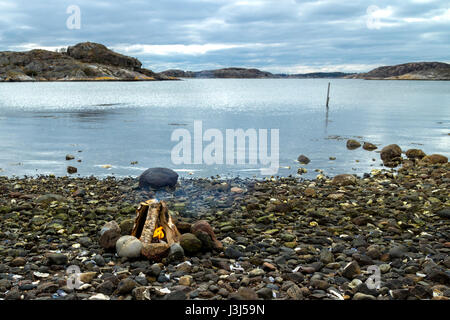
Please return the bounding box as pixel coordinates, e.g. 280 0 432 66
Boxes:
380 144 402 166
67 42 142 70
405 149 426 160
421 154 448 164
138 168 179 189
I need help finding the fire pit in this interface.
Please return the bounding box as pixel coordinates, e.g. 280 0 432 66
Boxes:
131 199 181 260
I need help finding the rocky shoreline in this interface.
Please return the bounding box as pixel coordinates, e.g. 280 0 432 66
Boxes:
0 153 449 301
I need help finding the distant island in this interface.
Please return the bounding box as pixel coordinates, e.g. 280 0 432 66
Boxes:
345 62 450 80
160 68 353 79
1 42 449 81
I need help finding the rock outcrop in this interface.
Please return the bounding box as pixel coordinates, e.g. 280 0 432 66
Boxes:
0 42 178 82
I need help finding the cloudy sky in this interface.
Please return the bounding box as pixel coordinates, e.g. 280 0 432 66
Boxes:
0 0 449 73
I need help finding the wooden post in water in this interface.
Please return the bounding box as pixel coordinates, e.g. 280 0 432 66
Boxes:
326 82 331 108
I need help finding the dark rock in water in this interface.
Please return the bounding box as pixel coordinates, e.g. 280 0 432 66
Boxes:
65 154 75 161
405 149 426 160
435 208 450 219
363 142 377 151
346 139 361 150
297 155 310 164
99 221 121 249
180 233 202 255
380 144 402 165
138 168 178 189
67 166 77 174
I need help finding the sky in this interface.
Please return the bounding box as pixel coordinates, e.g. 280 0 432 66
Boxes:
0 0 449 73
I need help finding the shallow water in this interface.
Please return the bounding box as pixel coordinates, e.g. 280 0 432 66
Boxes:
0 79 448 178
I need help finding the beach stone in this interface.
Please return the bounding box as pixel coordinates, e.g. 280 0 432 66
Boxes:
346 139 361 150
405 149 426 160
191 220 223 251
319 248 334 264
141 243 170 261
180 233 203 255
119 219 134 235
353 293 376 300
287 284 304 300
46 253 68 265
99 221 121 250
138 167 178 189
332 174 357 186
65 154 75 160
297 155 310 164
342 261 361 279
363 142 377 151
10 257 26 267
168 243 185 262
35 194 66 204
380 144 402 164
179 275 193 286
79 272 97 284
224 246 244 259
257 287 273 300
389 246 407 259
435 208 450 219
237 287 258 300
116 235 143 258
117 278 137 294
422 154 448 164
96 280 116 295
89 293 110 300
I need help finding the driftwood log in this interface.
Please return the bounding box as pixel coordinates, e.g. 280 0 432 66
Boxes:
131 199 181 260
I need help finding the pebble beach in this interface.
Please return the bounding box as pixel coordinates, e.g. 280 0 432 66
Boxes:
0 149 449 301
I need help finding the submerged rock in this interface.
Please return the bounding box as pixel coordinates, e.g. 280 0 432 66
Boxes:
362 142 377 151
297 155 310 164
346 139 361 150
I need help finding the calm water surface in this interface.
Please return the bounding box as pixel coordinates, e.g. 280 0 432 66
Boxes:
0 79 448 178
